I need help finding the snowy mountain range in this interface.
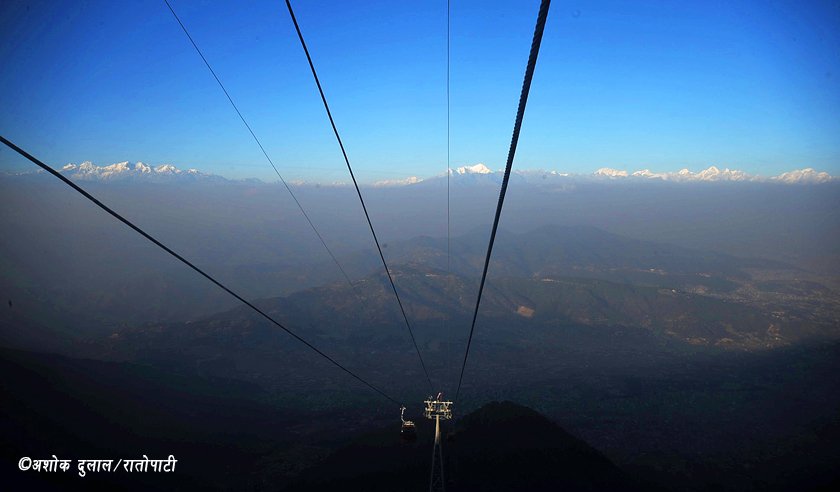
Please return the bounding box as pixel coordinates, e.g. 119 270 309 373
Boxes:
372 164 835 186
598 165 833 184
5 160 834 186
55 161 223 182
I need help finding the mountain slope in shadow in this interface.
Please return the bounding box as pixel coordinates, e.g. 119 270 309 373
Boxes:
0 347 320 491
286 400 647 491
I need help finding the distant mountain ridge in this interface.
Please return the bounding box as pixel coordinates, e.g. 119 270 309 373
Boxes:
57 161 225 182
399 164 836 186
6 160 832 185
97 225 837 372
371 163 836 187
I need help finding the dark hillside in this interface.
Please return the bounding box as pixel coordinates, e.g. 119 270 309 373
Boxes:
287 401 645 491
0 347 324 490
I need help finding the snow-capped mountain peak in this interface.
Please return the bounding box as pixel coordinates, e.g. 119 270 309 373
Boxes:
154 164 179 174
692 166 751 182
772 168 834 184
79 161 97 172
631 169 661 178
453 163 493 175
594 167 628 178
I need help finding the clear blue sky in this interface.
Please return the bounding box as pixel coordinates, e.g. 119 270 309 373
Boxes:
1 0 839 182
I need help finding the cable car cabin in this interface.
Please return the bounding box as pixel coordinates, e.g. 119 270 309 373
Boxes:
400 406 417 441
400 420 417 441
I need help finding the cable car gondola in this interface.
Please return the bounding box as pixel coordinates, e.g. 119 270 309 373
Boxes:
400 406 417 441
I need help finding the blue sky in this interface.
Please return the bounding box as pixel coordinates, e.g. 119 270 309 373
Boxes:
1 0 839 182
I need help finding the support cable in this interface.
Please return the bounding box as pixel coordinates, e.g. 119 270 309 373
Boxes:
445 0 454 397
0 135 401 407
162 0 370 321
446 0 452 278
284 0 434 393
454 0 551 402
